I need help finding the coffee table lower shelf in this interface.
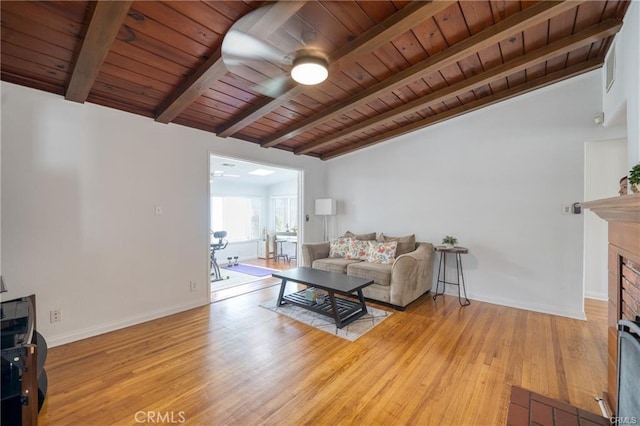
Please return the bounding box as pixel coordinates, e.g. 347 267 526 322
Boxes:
281 289 366 328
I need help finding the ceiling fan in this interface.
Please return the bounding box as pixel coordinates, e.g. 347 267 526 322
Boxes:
221 3 329 98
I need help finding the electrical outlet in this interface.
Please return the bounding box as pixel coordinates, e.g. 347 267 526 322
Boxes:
190 281 197 292
50 309 62 323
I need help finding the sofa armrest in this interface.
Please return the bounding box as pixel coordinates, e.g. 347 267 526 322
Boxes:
389 242 434 307
301 242 330 267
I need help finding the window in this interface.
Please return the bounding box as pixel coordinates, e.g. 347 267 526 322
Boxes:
273 195 298 232
211 196 260 242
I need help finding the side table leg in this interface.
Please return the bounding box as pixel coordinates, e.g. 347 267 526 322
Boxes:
455 253 471 306
433 252 446 300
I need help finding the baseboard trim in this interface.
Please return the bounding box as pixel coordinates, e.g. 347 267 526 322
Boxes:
46 300 207 347
435 288 586 320
584 292 607 301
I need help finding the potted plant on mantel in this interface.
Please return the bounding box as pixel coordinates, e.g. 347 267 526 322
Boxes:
629 163 640 194
442 236 458 249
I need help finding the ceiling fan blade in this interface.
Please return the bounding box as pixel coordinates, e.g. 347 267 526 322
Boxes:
222 30 288 65
253 75 297 98
220 3 329 97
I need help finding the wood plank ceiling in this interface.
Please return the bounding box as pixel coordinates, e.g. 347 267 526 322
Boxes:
1 1 630 160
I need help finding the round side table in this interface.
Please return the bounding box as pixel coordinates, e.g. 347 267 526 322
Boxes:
433 245 471 306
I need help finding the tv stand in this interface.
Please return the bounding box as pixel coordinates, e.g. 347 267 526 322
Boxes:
1 295 47 426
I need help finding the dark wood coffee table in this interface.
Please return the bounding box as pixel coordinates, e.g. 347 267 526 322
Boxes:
272 267 374 328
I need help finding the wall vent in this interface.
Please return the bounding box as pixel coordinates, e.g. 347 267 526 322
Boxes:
605 42 616 92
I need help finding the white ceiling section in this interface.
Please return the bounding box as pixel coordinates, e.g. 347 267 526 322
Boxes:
210 155 298 186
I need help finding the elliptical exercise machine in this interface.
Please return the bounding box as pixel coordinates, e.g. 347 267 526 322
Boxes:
210 231 229 282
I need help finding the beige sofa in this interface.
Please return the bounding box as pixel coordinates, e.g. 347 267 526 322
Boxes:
301 233 434 310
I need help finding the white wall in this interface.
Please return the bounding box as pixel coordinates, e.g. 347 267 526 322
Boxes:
603 1 640 167
583 139 627 300
1 82 327 346
210 179 269 197
326 70 625 319
213 240 259 264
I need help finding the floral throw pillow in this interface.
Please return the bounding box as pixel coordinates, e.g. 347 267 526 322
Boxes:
329 237 354 258
366 241 398 264
345 240 369 260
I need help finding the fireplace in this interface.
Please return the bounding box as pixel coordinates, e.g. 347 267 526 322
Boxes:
617 320 640 420
581 194 640 415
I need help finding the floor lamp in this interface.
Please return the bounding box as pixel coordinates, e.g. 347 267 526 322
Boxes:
315 199 336 242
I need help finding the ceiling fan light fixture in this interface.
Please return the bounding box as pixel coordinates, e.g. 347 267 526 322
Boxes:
291 56 328 85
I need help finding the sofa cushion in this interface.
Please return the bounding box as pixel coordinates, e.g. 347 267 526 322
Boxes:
313 258 362 274
361 283 391 304
365 241 398 264
347 262 392 287
343 230 377 241
380 233 416 256
329 237 354 258
346 239 370 260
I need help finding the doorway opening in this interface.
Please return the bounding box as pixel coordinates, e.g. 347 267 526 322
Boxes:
208 154 302 302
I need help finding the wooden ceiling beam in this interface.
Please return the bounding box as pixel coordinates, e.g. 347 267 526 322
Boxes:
296 18 620 155
321 58 604 160
217 0 455 138
65 1 133 103
154 50 226 124
155 1 305 124
259 0 584 150
332 0 458 60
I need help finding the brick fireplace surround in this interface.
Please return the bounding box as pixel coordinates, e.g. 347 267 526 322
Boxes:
507 386 610 425
581 193 640 413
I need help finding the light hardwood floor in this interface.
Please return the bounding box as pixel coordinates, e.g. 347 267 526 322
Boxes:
40 280 607 425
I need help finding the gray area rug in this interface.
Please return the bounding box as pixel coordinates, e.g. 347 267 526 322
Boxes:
260 299 392 341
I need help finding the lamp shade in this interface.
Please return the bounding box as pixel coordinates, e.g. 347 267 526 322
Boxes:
315 198 336 216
